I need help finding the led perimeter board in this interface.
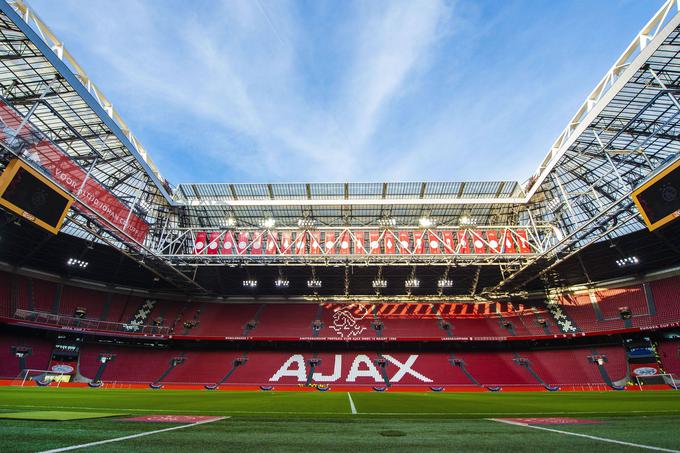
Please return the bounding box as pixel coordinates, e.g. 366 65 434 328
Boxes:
0 159 73 234
632 158 680 231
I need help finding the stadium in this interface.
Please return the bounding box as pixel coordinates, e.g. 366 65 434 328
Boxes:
0 0 679 451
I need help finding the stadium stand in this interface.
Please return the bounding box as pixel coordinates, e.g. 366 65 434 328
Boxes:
658 341 680 377
0 268 677 391
650 277 680 326
2 270 680 340
65 345 631 388
0 331 52 378
254 303 320 337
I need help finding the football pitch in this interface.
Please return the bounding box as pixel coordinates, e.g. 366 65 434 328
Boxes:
0 388 679 452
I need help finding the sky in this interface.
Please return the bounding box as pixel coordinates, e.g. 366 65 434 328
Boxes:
28 0 664 186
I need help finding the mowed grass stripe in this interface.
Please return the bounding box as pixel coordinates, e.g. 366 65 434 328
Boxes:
0 388 679 418
2 404 680 417
37 417 228 453
3 416 680 452
489 418 680 453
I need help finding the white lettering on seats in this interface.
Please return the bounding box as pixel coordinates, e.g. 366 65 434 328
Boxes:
383 355 432 382
346 354 382 382
269 354 307 382
312 354 342 382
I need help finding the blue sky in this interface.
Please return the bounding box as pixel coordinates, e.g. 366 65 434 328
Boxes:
29 0 663 185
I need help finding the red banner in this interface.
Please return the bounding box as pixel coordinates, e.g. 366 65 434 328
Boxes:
266 231 278 255
0 101 149 243
457 231 470 254
222 231 235 254
501 229 516 253
472 231 486 254
294 231 306 255
384 231 396 254
339 231 351 255
517 230 532 253
281 232 293 254
486 230 500 254
398 231 411 254
413 231 425 254
427 232 441 254
251 231 264 255
194 232 206 255
354 231 367 254
206 232 221 255
369 231 381 255
441 231 455 253
187 229 537 256
236 232 249 254
324 232 336 254
310 231 322 255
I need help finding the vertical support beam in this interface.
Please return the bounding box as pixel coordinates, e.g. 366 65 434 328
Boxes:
470 267 481 296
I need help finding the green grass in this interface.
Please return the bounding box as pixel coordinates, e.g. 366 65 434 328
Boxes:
0 410 124 421
0 388 679 452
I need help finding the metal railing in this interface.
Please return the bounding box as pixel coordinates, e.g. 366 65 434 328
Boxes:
12 309 170 336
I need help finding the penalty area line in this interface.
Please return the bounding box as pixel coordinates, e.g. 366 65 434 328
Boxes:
347 392 357 414
37 416 228 453
488 418 680 453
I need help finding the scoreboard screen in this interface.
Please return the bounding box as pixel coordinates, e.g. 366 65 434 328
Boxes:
0 159 73 234
632 158 680 231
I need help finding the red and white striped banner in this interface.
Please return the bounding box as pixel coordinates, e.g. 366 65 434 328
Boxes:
188 228 537 256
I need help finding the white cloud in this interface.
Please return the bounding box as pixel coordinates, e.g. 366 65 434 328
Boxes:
25 0 657 184
341 0 451 148
29 0 456 182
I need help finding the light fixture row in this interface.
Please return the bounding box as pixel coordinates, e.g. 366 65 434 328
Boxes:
616 256 639 267
242 278 454 289
66 258 89 268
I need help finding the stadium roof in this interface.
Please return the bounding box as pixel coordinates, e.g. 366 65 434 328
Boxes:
0 0 680 296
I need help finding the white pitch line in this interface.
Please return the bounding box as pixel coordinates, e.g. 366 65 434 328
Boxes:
488 418 680 453
347 392 357 414
37 416 228 453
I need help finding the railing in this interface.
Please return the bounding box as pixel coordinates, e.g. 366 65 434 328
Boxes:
12 309 170 336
